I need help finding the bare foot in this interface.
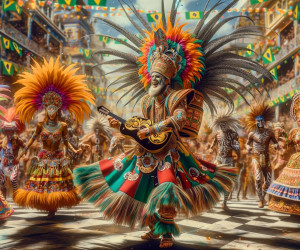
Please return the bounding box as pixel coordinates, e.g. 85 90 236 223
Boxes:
47 211 56 219
258 201 264 208
242 196 248 200
222 203 230 211
159 234 173 248
141 230 160 240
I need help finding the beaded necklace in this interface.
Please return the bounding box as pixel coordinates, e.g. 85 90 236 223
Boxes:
43 121 62 133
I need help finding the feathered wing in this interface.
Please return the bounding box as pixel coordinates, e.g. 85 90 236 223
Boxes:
14 58 95 124
94 0 272 113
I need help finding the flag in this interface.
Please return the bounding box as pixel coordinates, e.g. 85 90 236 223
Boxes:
270 67 278 81
1 37 13 50
88 0 106 6
2 0 16 11
2 60 14 76
245 43 254 57
83 49 92 59
147 13 162 22
115 38 128 44
262 47 275 64
99 35 110 43
185 11 203 20
58 0 76 6
294 3 300 20
250 0 269 5
12 41 22 56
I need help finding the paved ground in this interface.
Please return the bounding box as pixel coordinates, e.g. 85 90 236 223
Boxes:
0 196 299 249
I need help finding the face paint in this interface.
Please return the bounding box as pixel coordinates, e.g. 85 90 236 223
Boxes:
149 72 167 97
256 116 264 128
220 122 228 132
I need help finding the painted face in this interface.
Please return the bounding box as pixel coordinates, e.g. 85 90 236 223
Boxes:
149 72 167 97
220 122 228 132
256 116 265 128
48 111 57 121
1 121 18 137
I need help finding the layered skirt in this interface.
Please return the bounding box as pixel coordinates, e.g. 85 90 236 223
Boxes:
74 142 237 229
267 152 300 215
14 149 80 211
0 195 14 219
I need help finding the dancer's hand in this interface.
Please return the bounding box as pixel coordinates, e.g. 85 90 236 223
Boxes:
108 116 121 129
137 128 150 140
16 151 25 162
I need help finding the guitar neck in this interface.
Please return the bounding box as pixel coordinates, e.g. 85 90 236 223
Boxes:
108 112 126 124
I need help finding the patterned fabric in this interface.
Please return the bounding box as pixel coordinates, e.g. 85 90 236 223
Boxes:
14 149 79 211
268 152 300 214
0 194 14 220
24 150 74 193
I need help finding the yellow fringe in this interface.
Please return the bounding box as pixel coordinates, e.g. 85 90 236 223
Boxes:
13 189 80 211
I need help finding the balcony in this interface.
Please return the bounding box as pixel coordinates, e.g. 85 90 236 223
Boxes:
0 20 54 59
267 33 300 70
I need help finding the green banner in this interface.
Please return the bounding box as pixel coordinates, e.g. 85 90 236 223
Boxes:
185 11 203 20
87 0 107 6
147 13 162 22
83 49 92 59
1 60 14 76
58 0 76 6
262 47 275 64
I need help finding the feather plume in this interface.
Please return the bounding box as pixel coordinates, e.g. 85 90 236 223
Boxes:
14 58 95 124
210 106 240 133
86 113 112 136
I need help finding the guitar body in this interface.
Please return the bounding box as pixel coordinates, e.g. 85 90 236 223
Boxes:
119 116 172 153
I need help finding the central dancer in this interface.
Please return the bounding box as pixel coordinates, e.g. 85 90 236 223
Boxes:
74 0 273 248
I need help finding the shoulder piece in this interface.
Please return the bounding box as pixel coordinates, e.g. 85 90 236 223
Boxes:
141 94 153 119
167 89 204 138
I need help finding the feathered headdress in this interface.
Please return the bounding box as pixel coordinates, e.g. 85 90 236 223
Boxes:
210 107 240 133
290 92 300 121
0 107 26 134
245 101 274 132
92 0 272 114
14 58 95 123
86 113 112 136
0 85 11 120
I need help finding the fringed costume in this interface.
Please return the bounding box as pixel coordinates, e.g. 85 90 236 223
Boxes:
0 85 14 220
268 93 300 215
209 107 240 209
13 58 95 216
81 113 112 163
0 107 26 197
245 102 278 208
74 0 273 247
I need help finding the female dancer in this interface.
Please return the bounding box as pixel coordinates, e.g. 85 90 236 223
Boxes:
14 58 94 218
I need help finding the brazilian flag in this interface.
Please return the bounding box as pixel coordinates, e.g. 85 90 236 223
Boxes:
262 47 275 65
294 3 300 21
1 37 13 50
88 0 107 6
147 13 162 23
245 44 254 57
250 0 270 5
58 0 76 6
12 41 22 56
2 0 22 14
83 49 92 59
2 60 14 76
99 35 110 44
270 67 278 81
185 11 203 20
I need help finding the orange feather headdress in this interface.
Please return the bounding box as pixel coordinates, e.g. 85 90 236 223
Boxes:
0 107 25 134
14 58 95 124
245 101 274 132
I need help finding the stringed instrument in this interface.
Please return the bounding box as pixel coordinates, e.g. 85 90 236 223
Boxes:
97 106 172 153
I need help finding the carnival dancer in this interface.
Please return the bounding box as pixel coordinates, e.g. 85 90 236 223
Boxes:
0 85 14 220
74 0 273 247
81 113 111 163
267 93 300 215
245 102 278 208
209 108 240 210
0 107 26 198
13 58 95 218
